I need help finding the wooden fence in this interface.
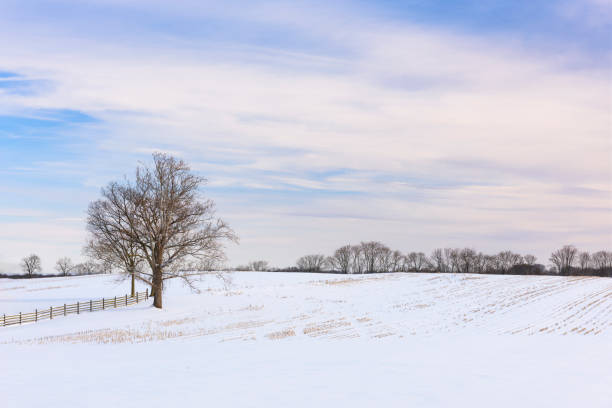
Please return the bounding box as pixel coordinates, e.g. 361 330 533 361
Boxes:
1 289 149 327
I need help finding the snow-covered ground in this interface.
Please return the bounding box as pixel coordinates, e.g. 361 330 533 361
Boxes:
1 272 611 407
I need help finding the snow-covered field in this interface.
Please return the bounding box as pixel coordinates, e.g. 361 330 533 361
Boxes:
1 272 611 407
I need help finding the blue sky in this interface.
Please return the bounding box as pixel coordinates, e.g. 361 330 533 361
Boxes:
0 0 610 272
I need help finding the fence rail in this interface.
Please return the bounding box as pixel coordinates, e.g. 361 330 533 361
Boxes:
1 289 149 327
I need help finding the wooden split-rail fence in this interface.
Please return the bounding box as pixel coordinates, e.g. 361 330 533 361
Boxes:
1 289 149 327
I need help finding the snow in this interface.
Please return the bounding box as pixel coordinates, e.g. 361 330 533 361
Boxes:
1 272 611 407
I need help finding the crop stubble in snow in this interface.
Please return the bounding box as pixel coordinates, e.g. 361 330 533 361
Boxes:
1 272 611 345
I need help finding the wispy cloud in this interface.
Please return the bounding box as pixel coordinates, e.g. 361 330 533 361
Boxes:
0 1 610 270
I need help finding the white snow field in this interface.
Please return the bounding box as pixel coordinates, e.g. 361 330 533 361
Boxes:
1 272 611 407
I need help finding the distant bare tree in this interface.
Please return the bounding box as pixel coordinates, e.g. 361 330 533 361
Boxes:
591 251 605 269
329 245 352 273
296 254 327 272
430 248 447 272
248 260 269 271
72 260 102 275
497 251 523 273
473 252 487 274
389 250 404 272
458 248 477 273
54 257 74 276
21 254 41 278
86 153 237 308
591 251 612 270
523 254 537 266
605 252 612 268
360 241 388 273
407 252 427 272
483 254 497 273
489 253 503 273
578 252 591 270
377 246 393 272
324 256 336 271
446 248 460 273
350 245 364 274
550 245 578 275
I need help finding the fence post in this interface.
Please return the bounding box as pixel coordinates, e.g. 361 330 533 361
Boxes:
102 298 105 310
146 288 148 300
3 314 5 326
64 304 66 316
90 299 92 312
125 294 128 306
19 312 21 325
35 309 38 322
77 302 80 315
114 296 117 308
50 306 53 319
136 292 139 303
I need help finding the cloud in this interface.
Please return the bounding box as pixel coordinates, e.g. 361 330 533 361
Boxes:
0 71 20 78
0 1 609 268
0 78 54 96
557 0 612 28
0 208 52 218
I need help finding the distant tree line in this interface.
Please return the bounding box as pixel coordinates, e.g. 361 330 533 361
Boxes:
235 260 269 271
549 245 612 277
0 254 112 279
238 243 612 278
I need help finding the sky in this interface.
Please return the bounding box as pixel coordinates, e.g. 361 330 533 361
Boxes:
0 0 611 273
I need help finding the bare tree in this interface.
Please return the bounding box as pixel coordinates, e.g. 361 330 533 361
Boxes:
430 248 447 272
497 251 523 273
377 246 393 272
21 254 41 278
296 254 327 272
549 245 578 275
329 245 352 273
591 251 612 270
473 252 487 274
457 248 477 273
389 250 404 272
86 153 237 308
55 257 74 276
446 248 460 273
324 256 337 271
523 254 537 266
360 241 387 273
578 252 591 270
483 254 497 273
605 251 612 269
350 245 364 274
76 260 110 275
407 252 427 272
248 260 269 271
591 251 605 269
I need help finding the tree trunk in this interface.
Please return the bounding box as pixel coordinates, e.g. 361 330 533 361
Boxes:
152 267 163 309
130 268 135 297
153 291 162 308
